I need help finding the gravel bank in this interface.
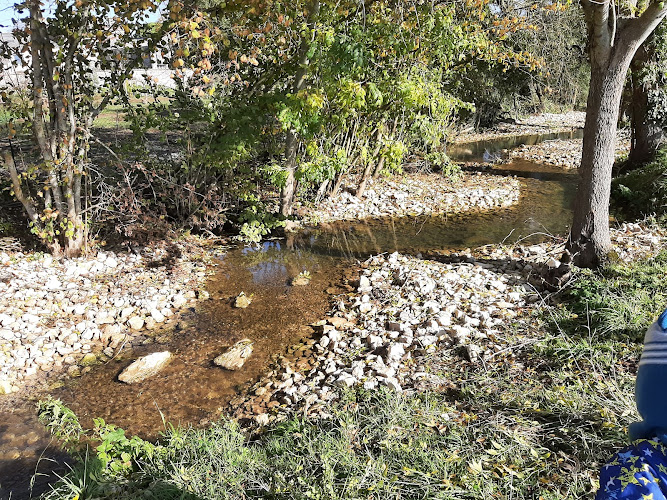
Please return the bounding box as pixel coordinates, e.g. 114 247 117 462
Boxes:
0 244 211 394
453 111 586 144
300 172 521 225
509 130 631 169
230 222 666 427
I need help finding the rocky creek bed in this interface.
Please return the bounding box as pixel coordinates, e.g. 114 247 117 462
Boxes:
509 130 631 169
228 222 666 427
0 167 525 397
0 243 212 395
453 111 586 144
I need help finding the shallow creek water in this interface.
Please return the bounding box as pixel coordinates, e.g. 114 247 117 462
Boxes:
0 135 581 499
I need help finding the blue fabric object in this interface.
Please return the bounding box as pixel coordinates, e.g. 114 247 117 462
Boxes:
630 308 667 441
659 309 667 331
596 438 667 499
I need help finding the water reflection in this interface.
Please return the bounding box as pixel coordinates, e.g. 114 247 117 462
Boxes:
239 240 334 285
275 162 577 261
448 129 584 163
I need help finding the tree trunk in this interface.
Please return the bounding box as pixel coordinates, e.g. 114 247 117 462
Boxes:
279 0 320 216
568 62 626 267
566 1 667 268
356 128 383 198
280 130 299 216
628 44 665 166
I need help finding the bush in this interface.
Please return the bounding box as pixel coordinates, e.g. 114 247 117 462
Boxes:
613 147 667 224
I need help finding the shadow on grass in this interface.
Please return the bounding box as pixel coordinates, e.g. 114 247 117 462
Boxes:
0 451 70 500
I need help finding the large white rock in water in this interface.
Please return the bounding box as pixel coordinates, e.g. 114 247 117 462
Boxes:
214 339 254 370
118 351 172 384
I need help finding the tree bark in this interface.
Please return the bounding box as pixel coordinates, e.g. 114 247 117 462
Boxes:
567 0 667 268
356 128 383 198
628 42 665 166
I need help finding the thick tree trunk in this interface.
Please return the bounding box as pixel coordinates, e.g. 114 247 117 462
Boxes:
568 63 626 267
566 1 667 268
64 213 85 258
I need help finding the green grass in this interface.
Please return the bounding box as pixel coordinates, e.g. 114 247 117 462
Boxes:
93 105 131 130
558 250 667 342
37 252 667 499
40 387 603 499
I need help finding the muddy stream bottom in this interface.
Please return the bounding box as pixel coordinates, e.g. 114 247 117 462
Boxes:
0 248 349 499
0 157 578 499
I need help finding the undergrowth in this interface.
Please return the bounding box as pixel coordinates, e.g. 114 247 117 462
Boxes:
557 250 667 342
613 147 667 224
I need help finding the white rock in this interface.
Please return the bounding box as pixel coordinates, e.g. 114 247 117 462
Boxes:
386 343 405 361
44 277 61 290
359 303 373 314
118 351 172 384
383 377 403 392
72 304 89 317
214 339 254 370
120 307 135 320
150 309 165 323
172 294 187 308
336 373 357 388
128 316 145 330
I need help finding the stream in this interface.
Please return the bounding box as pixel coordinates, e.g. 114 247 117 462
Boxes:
0 131 581 499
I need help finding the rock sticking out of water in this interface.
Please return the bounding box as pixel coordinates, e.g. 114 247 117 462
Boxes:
118 351 172 384
291 276 311 286
214 339 254 370
235 293 252 309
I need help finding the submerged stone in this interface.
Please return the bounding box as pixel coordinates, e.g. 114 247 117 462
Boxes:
118 351 172 384
234 293 252 309
291 276 311 286
214 339 254 370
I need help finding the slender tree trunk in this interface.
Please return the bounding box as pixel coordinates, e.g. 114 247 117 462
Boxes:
356 128 383 198
566 1 667 268
280 130 299 216
280 0 320 216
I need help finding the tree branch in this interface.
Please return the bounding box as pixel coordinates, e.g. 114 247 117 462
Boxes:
618 1 667 52
3 151 39 224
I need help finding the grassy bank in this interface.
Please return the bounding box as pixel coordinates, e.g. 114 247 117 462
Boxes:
36 251 667 499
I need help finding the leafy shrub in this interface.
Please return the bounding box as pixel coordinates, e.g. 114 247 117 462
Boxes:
612 147 667 224
237 201 285 244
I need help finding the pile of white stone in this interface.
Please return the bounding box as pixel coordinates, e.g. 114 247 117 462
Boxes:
0 249 208 394
304 173 521 223
242 251 531 423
